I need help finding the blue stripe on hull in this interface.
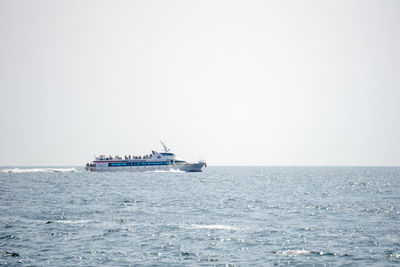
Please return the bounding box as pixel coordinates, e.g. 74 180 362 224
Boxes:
109 161 169 167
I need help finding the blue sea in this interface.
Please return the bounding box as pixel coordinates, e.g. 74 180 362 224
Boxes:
1 166 399 266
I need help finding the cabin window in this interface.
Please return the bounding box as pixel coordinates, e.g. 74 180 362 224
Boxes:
161 153 175 156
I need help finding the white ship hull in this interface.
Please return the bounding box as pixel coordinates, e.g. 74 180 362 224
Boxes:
85 162 205 172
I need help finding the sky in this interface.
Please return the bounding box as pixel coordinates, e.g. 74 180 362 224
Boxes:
0 0 399 166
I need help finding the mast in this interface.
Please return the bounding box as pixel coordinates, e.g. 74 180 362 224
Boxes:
160 141 170 152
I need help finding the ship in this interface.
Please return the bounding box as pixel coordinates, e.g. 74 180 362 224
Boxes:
85 141 206 172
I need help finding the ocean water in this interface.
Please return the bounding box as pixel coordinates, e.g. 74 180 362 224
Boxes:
1 166 399 266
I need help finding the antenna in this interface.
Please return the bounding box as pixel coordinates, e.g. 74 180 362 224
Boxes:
160 141 170 152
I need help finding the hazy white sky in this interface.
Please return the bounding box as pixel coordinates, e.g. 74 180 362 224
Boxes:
1 0 399 166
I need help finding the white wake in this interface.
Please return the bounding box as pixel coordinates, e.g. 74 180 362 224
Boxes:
152 169 184 173
0 168 78 174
